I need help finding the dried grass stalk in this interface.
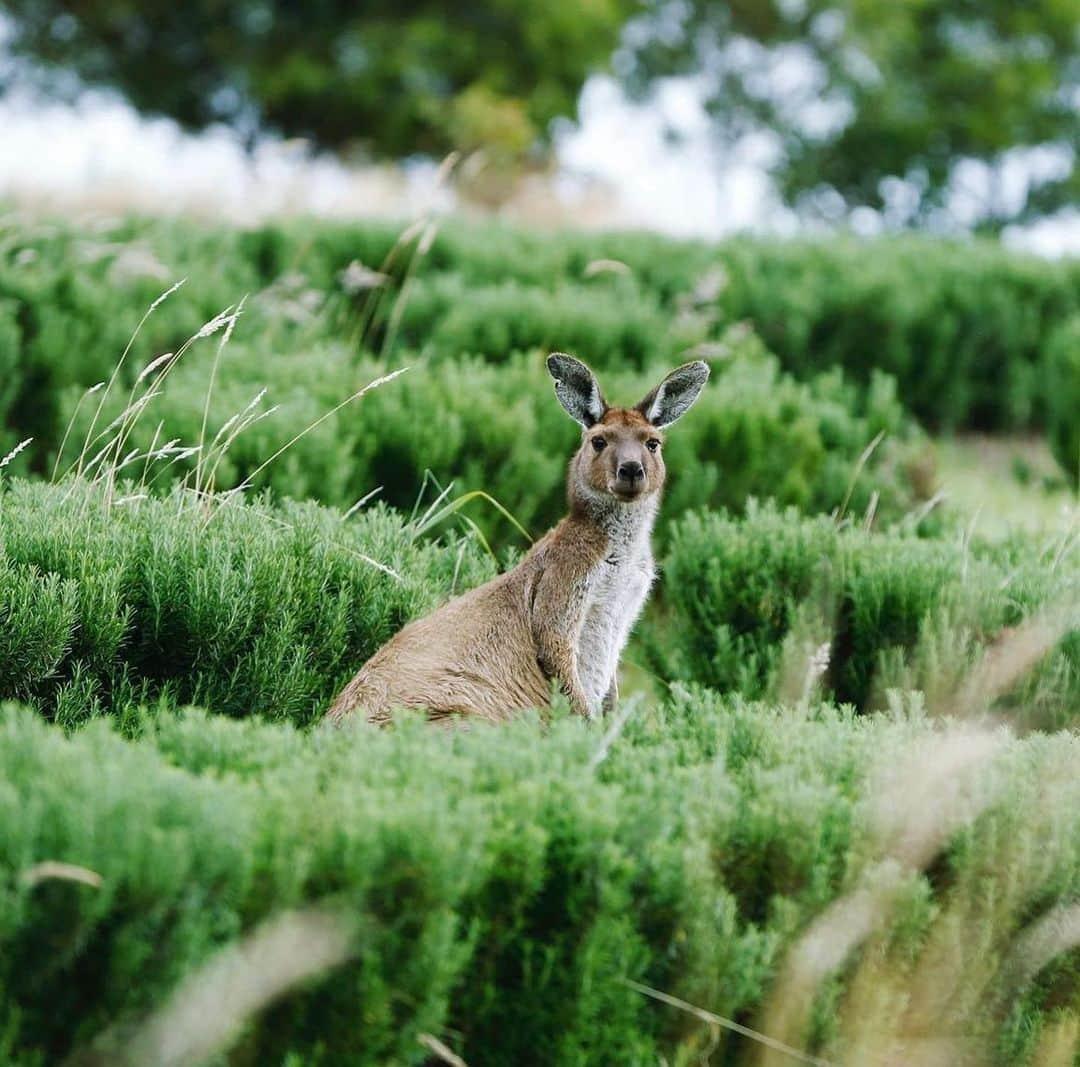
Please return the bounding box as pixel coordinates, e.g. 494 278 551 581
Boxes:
66 905 355 1067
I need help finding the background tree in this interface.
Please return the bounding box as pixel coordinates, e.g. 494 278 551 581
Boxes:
2 0 634 161
5 0 1077 229
621 0 1080 230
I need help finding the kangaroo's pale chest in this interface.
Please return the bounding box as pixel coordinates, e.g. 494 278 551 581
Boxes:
576 543 655 714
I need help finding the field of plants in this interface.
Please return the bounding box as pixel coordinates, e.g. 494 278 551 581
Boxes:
1 208 1078 1066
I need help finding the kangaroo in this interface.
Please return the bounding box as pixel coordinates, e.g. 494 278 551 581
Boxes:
325 353 709 726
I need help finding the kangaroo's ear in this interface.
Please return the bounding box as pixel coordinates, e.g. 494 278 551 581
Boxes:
636 360 710 428
547 353 607 428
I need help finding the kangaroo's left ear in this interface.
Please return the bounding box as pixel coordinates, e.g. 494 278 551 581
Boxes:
547 352 607 428
636 360 710 428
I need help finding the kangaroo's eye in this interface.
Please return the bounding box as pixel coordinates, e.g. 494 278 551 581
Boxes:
591 436 607 452
646 438 661 453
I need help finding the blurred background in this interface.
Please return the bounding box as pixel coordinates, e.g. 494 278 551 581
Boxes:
2 0 1078 254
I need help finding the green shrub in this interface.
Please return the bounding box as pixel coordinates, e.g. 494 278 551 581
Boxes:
642 504 1079 723
1045 315 1080 484
0 479 493 725
2 692 1078 1065
4 210 1079 1067
712 237 1080 433
0 216 289 476
241 214 715 297
394 273 686 367
0 298 22 462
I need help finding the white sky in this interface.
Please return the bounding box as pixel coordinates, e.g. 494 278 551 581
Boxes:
557 75 798 239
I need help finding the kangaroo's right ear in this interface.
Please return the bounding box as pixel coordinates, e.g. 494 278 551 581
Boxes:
547 353 607 428
636 360 710 428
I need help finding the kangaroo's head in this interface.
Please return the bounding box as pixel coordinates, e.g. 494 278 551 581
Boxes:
547 353 709 507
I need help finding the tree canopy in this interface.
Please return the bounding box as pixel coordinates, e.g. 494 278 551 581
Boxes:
622 0 1080 230
3 0 633 159
5 0 1078 228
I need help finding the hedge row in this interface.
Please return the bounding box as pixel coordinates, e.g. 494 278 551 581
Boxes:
227 219 1080 441
0 479 493 725
643 503 1080 726
706 237 1080 434
3 479 1073 737
3 692 1079 1065
51 335 927 541
3 212 1078 474
389 237 1080 441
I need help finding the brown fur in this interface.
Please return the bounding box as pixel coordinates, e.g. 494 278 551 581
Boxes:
324 354 708 726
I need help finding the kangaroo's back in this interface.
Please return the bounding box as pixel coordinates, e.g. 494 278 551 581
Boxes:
324 353 709 726
326 549 551 725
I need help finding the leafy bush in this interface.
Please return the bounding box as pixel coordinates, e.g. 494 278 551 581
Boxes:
1045 315 1080 483
0 298 22 457
4 208 1078 1067
642 503 1079 723
0 216 278 476
712 237 1080 433
0 479 493 725
393 273 682 368
2 692 1079 1065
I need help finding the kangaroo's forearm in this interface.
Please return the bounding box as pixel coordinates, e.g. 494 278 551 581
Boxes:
530 564 594 718
536 640 592 719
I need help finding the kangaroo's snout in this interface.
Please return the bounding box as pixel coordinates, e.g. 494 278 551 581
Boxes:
614 458 646 498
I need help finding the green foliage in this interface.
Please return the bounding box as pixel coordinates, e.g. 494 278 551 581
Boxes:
0 479 494 726
1045 315 1080 483
1 208 1078 1065
0 217 276 477
625 0 1080 229
0 298 22 458
3 0 632 160
2 693 1079 1065
395 273 679 367
643 503 1079 722
712 237 1080 433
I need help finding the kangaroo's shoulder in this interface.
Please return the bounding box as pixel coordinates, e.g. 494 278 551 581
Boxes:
519 511 610 579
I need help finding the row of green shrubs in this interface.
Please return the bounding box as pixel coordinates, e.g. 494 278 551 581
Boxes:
642 503 1080 726
2 480 1074 732
3 211 1078 479
4 211 1077 1067
51 333 927 541
0 479 493 725
387 237 1080 452
3 691 1079 1065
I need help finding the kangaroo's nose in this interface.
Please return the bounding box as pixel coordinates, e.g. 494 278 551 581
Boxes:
618 460 645 483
